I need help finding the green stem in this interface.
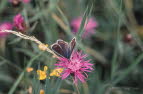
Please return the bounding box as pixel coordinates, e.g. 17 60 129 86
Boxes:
111 0 122 79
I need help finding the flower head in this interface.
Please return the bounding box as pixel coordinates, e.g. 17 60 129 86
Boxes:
22 0 31 4
71 17 98 38
9 0 21 6
26 67 33 72
0 22 13 37
39 89 45 94
9 0 30 5
55 51 93 84
13 14 26 31
50 68 63 77
37 66 48 80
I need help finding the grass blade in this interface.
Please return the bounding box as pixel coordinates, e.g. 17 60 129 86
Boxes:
8 52 44 94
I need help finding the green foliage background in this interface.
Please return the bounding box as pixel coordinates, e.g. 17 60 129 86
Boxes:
0 0 143 94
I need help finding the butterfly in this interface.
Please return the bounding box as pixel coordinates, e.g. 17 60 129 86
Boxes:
51 37 76 59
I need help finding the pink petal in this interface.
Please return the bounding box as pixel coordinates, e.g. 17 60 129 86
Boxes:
61 69 71 79
75 72 86 83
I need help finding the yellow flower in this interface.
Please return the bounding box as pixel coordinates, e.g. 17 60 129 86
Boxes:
37 66 48 80
26 67 33 72
50 68 63 77
40 89 45 94
38 44 48 51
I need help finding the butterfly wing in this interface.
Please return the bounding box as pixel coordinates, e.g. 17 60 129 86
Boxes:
51 43 65 57
69 37 76 56
51 38 76 59
57 39 70 58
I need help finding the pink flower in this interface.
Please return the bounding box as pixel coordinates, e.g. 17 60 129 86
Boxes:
55 51 93 84
22 0 31 4
0 22 13 37
9 0 21 6
13 14 26 31
9 0 30 5
71 17 98 38
8 0 20 3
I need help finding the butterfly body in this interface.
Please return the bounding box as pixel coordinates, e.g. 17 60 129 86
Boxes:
51 37 76 59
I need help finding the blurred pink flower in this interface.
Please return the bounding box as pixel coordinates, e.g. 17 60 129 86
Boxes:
71 17 98 38
55 51 93 84
0 22 13 37
8 0 20 4
9 0 30 4
22 0 31 4
13 14 26 31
